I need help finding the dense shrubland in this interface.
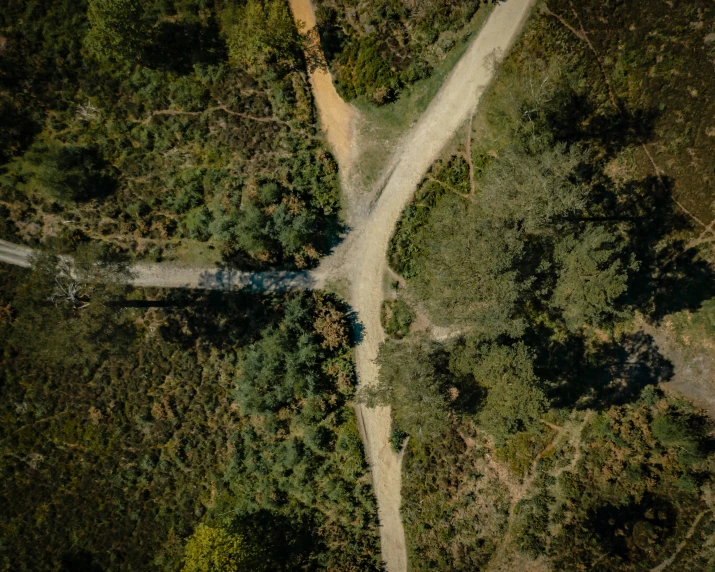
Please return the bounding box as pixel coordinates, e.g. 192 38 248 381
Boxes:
376 0 715 568
0 0 340 268
313 0 489 103
0 259 381 570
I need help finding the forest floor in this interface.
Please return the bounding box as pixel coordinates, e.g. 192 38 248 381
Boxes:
0 2 537 570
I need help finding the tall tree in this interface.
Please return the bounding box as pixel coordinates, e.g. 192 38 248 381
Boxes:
84 0 147 63
11 242 133 365
552 225 636 330
471 343 548 445
221 0 302 76
182 524 265 572
478 143 588 235
414 195 530 337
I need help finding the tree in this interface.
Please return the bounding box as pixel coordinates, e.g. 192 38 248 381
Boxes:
369 340 451 441
5 140 115 203
413 194 530 337
182 524 264 572
221 0 302 76
472 343 548 445
552 225 636 330
84 0 147 63
478 143 588 235
10 242 133 365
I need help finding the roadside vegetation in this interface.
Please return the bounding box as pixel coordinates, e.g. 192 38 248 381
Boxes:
313 0 490 105
0 253 381 571
376 0 715 568
0 0 341 269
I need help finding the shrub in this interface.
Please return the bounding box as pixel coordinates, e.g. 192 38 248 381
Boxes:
381 298 415 338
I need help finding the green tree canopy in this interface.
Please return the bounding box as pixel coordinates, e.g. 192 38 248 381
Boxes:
472 343 548 445
182 524 264 572
84 0 147 63
413 195 530 337
552 225 636 330
221 0 302 76
371 341 451 441
478 144 588 235
10 242 133 365
4 140 116 203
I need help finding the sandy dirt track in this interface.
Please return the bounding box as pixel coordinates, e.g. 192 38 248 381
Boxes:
288 0 358 173
0 2 535 569
0 239 327 292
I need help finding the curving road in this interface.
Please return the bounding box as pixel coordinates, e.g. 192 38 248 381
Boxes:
0 2 535 569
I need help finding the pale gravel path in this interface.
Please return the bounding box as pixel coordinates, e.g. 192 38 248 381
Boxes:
0 239 327 292
0 3 535 569
342 2 536 569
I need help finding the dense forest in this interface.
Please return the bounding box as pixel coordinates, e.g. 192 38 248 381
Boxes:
375 0 715 569
0 0 341 269
313 0 488 103
0 253 382 570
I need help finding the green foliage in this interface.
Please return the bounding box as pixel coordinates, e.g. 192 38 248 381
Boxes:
182 524 263 572
0 0 340 269
553 226 637 330
221 0 302 77
548 393 713 570
380 0 715 569
314 0 484 103
0 269 381 571
478 143 588 234
413 195 529 335
185 206 213 241
369 341 451 441
4 140 116 203
381 298 414 338
10 243 133 366
84 0 147 63
400 425 509 571
389 425 408 453
651 411 704 467
513 491 553 557
472 343 548 445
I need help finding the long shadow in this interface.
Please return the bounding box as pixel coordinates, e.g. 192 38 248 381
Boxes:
618 175 715 321
532 327 674 411
544 89 659 160
142 19 227 74
60 552 104 572
157 289 283 350
196 268 318 292
544 87 715 321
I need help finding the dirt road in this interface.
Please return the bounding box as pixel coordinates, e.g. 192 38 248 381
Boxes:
342 2 536 569
0 239 327 292
0 2 535 569
288 0 358 174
